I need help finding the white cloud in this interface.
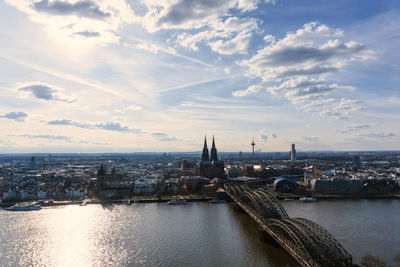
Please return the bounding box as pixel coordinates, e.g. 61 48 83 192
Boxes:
176 17 258 55
125 105 142 111
239 22 374 119
333 98 364 111
122 39 215 68
140 0 270 32
242 22 374 81
5 0 137 44
233 84 261 97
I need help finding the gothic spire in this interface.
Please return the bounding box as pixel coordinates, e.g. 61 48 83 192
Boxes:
203 136 208 149
201 136 209 161
210 135 218 161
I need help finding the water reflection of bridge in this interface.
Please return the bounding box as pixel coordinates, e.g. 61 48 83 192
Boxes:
224 184 353 267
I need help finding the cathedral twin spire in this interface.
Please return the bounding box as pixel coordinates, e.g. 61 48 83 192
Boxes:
202 135 218 161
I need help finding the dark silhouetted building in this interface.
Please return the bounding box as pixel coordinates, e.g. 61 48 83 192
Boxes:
290 144 296 162
251 138 255 157
353 156 361 170
199 136 225 179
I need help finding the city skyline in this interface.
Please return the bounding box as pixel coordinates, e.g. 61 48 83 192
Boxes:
0 0 399 153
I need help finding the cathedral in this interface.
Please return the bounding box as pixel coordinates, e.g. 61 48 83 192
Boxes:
199 136 225 179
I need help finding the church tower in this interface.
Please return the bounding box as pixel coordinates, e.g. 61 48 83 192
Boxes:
199 135 225 179
201 136 209 161
210 136 218 161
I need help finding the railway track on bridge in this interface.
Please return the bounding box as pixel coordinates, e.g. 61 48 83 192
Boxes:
224 184 353 267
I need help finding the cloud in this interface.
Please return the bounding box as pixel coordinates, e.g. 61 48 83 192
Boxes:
18 134 70 141
340 124 371 134
151 132 178 142
1 112 28 122
303 136 318 142
124 105 142 111
258 129 277 142
0 55 120 96
333 98 364 111
47 119 143 134
96 122 142 133
139 0 273 55
143 0 267 31
238 22 374 118
233 84 261 97
123 38 214 68
6 0 268 51
73 31 100 37
156 0 230 27
15 134 113 145
265 77 355 104
242 22 374 81
316 98 365 119
176 17 258 55
249 41 366 69
359 132 395 138
274 66 339 79
79 140 111 145
48 119 92 128
5 0 136 44
33 0 110 19
18 82 76 103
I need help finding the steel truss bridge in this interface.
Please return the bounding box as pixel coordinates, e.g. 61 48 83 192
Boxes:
224 184 353 267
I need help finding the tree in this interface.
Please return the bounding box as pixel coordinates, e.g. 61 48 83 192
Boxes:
361 254 386 267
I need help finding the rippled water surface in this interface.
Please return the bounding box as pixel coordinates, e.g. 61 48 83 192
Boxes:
0 203 297 267
0 200 399 266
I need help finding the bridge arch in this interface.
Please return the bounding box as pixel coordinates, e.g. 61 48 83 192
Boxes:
224 184 353 267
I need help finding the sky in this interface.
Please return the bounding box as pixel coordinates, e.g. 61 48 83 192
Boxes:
0 0 399 153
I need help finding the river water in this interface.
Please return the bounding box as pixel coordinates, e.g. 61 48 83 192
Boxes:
0 200 398 266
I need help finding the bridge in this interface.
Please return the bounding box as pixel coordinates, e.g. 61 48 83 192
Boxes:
224 184 353 267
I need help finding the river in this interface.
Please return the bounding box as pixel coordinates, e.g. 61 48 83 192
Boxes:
0 200 398 266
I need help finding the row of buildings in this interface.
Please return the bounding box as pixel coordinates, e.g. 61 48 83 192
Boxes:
1 140 399 201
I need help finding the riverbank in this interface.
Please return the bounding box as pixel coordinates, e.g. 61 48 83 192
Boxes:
2 193 398 208
276 194 400 200
0 195 216 208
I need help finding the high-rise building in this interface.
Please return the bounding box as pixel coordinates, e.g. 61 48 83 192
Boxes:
290 144 296 162
353 155 361 170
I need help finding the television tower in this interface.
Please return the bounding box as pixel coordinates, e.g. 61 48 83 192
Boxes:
251 138 255 157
